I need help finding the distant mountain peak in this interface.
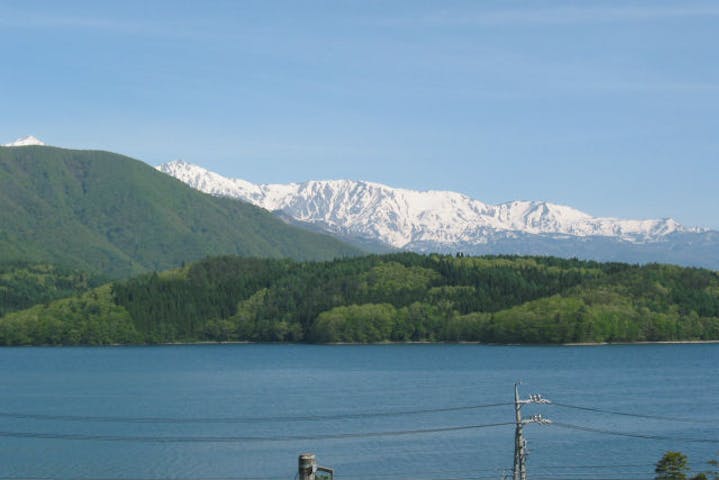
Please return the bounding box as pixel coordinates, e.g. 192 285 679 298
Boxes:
157 161 702 253
3 135 46 147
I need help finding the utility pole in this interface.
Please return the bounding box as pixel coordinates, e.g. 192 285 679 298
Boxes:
298 453 334 480
513 383 551 480
299 453 317 480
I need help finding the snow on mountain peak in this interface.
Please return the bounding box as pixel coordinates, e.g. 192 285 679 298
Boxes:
156 160 694 250
3 135 46 147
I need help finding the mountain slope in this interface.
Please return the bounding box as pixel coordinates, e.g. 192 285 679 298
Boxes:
157 161 717 268
0 146 360 278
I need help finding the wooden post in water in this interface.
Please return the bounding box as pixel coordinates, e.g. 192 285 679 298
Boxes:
298 453 317 480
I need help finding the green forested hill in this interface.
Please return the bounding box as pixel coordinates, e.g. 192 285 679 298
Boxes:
0 262 103 317
1 253 718 345
0 146 360 278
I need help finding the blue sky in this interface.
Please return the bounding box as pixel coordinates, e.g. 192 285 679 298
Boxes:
1 0 717 228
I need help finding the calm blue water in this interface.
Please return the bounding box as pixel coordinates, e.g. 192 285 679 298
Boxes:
0 344 717 480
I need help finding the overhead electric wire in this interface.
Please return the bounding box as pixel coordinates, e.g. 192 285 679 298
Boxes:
552 401 719 424
336 477 502 480
0 401 511 424
532 472 657 477
340 467 510 478
532 464 656 470
344 477 504 480
0 469 678 480
0 477 287 480
0 477 285 480
532 475 655 480
0 421 514 443
0 475 662 480
344 463 657 478
553 421 719 444
532 471 655 477
4 399 711 426
341 465 657 480
0 476 501 480
343 475 655 480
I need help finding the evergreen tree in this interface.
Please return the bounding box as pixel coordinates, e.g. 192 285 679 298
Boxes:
656 451 689 480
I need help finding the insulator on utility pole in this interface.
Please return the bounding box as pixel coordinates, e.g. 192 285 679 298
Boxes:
512 383 551 480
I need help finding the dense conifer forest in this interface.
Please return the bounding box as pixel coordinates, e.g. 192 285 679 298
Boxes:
1 253 718 345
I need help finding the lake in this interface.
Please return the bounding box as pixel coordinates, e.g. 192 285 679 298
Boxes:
0 344 717 480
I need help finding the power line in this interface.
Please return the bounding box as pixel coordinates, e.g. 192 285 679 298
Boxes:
533 464 656 470
0 473 507 480
532 471 656 477
342 468 658 480
344 476 655 480
337 463 658 480
531 471 656 477
531 474 659 480
343 477 504 480
0 478 286 480
0 421 514 443
0 469 667 480
2 399 711 427
552 402 719 424
532 469 657 476
0 402 511 424
553 421 719 444
0 477 659 480
532 476 655 480
325 477 502 480
340 467 511 477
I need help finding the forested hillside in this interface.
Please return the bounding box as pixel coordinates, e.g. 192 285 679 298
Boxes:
0 146 360 278
1 254 718 345
0 262 103 317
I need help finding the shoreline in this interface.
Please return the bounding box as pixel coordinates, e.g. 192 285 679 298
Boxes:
6 339 719 348
127 339 719 347
560 339 719 346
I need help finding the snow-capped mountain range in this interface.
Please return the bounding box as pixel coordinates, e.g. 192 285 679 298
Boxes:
3 135 46 147
157 160 702 253
2 137 714 266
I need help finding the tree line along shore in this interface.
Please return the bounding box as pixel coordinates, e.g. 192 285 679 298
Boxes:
1 253 718 346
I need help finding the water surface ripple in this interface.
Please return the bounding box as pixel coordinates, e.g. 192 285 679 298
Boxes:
0 344 716 480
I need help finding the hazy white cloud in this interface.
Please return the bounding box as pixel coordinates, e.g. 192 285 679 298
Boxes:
0 8 204 39
586 80 719 93
0 12 144 32
381 3 719 27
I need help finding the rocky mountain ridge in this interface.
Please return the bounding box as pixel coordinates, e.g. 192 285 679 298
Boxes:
157 160 699 252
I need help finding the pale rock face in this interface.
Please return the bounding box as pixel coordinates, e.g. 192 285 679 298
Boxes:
2 135 46 147
157 160 699 250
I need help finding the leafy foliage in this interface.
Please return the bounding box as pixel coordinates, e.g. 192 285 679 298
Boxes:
2 253 719 345
655 451 689 480
655 451 718 480
0 285 139 345
0 146 360 279
0 262 102 316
